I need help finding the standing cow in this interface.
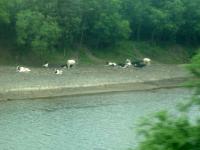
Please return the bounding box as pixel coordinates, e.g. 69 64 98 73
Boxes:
67 59 76 69
143 58 151 65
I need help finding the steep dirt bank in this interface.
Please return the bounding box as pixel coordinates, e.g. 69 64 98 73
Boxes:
0 64 192 101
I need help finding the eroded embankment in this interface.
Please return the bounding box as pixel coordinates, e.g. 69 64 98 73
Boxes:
0 64 192 101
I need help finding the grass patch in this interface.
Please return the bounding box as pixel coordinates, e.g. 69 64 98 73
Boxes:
45 47 94 66
0 39 196 65
92 41 193 64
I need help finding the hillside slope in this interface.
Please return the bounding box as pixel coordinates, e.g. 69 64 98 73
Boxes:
0 41 195 66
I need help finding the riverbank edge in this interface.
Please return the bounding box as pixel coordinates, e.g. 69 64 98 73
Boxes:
0 77 191 101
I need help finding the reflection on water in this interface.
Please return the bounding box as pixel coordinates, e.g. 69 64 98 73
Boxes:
0 88 193 150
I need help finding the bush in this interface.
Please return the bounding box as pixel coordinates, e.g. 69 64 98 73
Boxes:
135 51 200 150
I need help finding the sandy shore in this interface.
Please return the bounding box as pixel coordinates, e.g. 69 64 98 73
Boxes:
0 64 192 100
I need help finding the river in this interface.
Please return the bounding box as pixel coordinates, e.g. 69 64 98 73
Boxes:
0 88 194 150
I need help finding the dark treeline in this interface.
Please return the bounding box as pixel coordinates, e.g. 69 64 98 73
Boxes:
0 0 200 55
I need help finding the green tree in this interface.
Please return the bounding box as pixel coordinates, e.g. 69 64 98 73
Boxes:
0 0 13 38
56 0 82 48
144 0 185 42
84 0 131 47
121 0 151 41
16 10 61 57
1 0 200 55
177 0 200 44
161 0 185 42
0 0 10 24
91 12 130 47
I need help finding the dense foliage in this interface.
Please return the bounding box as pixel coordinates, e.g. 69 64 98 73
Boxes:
134 51 200 150
0 0 200 55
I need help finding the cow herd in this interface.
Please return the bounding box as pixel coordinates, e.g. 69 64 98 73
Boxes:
16 59 77 75
106 58 151 68
16 57 151 75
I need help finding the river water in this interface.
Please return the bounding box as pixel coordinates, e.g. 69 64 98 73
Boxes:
0 88 194 150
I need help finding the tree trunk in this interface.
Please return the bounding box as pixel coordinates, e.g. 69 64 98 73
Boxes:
63 48 66 57
136 23 141 41
151 30 156 43
79 28 84 47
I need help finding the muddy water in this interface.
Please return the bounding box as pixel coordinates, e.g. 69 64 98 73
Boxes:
0 88 194 150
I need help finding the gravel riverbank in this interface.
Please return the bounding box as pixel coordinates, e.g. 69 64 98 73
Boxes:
0 64 192 100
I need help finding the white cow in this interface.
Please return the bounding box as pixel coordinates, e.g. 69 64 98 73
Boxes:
67 59 76 69
16 66 31 72
43 61 49 68
106 62 117 67
117 59 132 68
54 69 63 75
120 59 132 68
143 58 151 65
125 59 132 67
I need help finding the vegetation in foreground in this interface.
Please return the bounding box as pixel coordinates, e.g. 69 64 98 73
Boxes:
133 50 200 150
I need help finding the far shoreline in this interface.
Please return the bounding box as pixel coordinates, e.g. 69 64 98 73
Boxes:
0 64 192 101
0 76 191 101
